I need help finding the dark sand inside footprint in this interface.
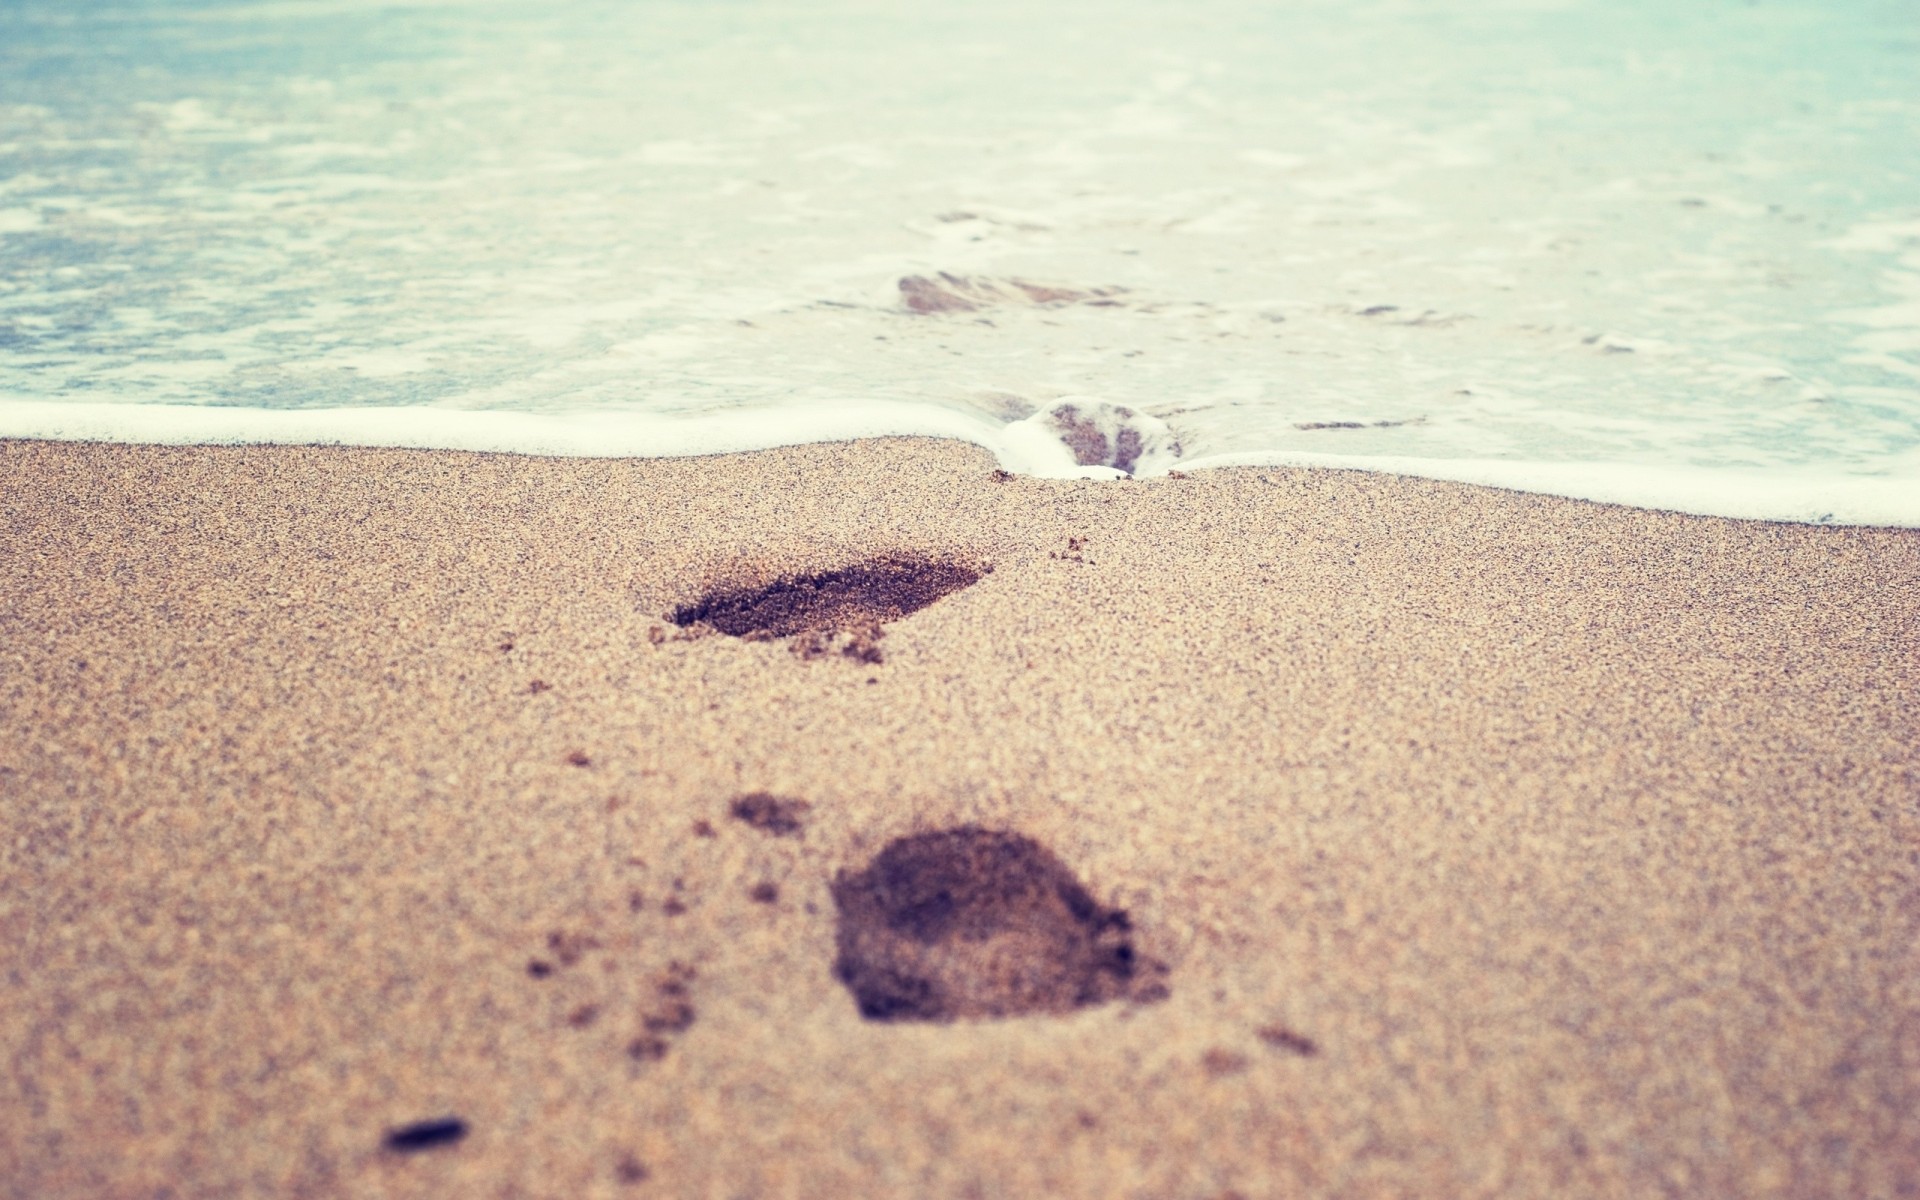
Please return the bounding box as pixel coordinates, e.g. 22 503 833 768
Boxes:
669 555 982 662
831 827 1168 1022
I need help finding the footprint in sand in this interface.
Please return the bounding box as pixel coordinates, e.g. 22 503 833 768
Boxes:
830 826 1169 1022
668 553 984 663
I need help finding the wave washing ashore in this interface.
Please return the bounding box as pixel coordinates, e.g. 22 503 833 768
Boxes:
1 0 1917 524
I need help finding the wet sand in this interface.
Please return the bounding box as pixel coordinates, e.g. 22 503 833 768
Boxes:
2 436 1916 1199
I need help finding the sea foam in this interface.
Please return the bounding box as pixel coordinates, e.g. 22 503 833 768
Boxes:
5 399 1914 527
0 0 1916 525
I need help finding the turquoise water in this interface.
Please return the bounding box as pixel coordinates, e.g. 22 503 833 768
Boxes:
2 0 1917 522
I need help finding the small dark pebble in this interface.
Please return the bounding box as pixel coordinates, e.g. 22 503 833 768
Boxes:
526 959 554 979
528 679 551 694
616 1155 651 1184
749 881 779 904
1256 1024 1320 1057
729 792 811 837
567 750 592 767
383 1117 469 1153
691 819 716 838
643 1001 696 1034
662 897 687 916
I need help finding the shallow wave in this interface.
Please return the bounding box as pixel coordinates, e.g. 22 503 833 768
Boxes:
2 0 1916 524
5 399 1914 527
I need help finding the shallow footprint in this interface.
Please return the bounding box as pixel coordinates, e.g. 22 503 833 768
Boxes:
669 554 984 663
831 826 1169 1022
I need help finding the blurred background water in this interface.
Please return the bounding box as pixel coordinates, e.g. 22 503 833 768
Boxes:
2 0 1916 518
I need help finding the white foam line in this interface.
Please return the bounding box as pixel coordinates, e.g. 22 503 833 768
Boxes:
4 399 1916 527
0 398 1109 480
1175 450 1920 529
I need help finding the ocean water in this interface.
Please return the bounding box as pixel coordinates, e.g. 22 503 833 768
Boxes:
1 0 1917 524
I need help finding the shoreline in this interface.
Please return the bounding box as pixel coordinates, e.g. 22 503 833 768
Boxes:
2 405 1917 527
4 436 1917 1197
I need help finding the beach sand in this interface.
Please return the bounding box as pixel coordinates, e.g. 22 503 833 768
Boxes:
3 436 1916 1199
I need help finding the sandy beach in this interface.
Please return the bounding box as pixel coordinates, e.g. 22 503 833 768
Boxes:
3 435 1916 1199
